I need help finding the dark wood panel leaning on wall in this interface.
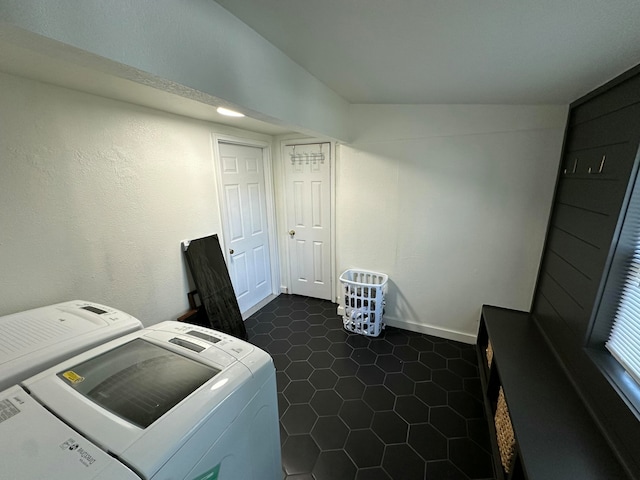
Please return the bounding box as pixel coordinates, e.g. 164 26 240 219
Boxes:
531 64 640 476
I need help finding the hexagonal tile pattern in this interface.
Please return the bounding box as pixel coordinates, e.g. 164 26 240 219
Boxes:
335 376 366 400
345 429 385 468
449 357 480 378
448 390 485 419
308 336 331 351
356 364 386 386
278 392 290 416
376 354 403 373
434 341 462 359
408 423 448 461
276 370 290 393
311 415 349 450
308 351 334 369
402 361 431 382
285 360 314 380
281 434 319 475
393 344 419 362
371 410 408 444
246 294 494 480
309 368 339 390
363 385 396 412
339 399 374 429
267 338 291 354
384 372 414 396
287 345 312 361
332 357 359 377
329 342 353 358
283 380 316 404
313 450 357 480
415 381 448 406
449 438 495 478
310 389 343 416
307 324 329 337
430 405 467 438
408 336 434 352
395 395 429 424
288 331 312 345
426 460 468 480
419 350 447 369
281 403 317 435
432 368 464 391
351 347 377 365
271 326 292 339
271 353 291 371
368 338 394 355
355 468 392 480
382 444 425 479
384 330 410 346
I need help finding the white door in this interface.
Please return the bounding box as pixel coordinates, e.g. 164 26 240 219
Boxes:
218 142 272 313
284 143 332 300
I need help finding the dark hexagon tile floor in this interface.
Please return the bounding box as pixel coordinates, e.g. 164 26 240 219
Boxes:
244 294 494 480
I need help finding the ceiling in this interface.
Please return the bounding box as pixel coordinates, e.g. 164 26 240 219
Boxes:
214 0 640 104
0 37 293 136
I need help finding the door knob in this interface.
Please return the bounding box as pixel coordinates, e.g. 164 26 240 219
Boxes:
288 230 296 237
229 248 234 255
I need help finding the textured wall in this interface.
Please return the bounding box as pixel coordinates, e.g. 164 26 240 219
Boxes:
337 105 568 342
0 71 269 324
0 0 350 140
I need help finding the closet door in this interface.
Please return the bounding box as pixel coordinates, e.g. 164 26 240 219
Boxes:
284 143 332 300
218 141 273 313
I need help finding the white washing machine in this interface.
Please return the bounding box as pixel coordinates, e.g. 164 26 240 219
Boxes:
0 300 142 391
0 321 281 480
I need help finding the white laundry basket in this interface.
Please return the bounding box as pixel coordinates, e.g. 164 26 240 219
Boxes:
340 269 388 337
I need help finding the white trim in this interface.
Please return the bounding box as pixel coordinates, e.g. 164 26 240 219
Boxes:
277 138 292 298
242 293 278 320
211 133 280 314
278 136 337 302
384 317 477 344
331 143 338 303
335 305 475 344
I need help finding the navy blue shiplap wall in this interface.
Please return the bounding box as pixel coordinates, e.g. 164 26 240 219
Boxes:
532 66 640 475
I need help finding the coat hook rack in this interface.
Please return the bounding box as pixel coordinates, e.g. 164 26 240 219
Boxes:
564 157 579 175
290 144 325 165
589 155 606 174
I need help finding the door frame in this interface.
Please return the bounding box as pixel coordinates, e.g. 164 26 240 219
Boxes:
279 137 337 303
212 133 280 317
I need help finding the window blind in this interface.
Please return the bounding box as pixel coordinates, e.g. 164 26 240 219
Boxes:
606 205 640 387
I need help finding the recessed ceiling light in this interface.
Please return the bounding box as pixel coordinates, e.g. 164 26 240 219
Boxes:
217 107 245 117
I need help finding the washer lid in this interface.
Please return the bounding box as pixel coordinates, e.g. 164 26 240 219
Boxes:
58 338 220 429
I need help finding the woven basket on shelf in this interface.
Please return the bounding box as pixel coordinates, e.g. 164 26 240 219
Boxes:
495 387 516 473
486 341 494 367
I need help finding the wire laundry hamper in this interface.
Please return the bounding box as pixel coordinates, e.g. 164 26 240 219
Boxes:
340 269 388 337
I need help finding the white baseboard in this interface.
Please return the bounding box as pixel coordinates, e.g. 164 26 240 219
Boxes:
383 316 476 344
242 294 278 320
334 301 476 344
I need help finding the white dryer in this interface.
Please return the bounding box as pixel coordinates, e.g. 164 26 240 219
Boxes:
0 321 281 480
0 300 142 391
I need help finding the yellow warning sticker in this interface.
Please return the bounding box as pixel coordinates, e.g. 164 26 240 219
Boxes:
62 371 85 384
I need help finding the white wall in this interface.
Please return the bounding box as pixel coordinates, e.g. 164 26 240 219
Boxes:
0 71 272 325
0 69 569 343
337 105 568 342
0 0 350 140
